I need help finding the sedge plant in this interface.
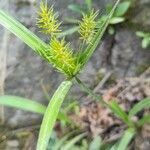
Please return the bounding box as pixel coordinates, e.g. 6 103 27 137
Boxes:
1 0 149 150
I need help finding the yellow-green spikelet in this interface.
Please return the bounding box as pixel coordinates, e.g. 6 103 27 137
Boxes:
79 10 98 43
37 2 61 35
36 2 81 77
47 38 78 77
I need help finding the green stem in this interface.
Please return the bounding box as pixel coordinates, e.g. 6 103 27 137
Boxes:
75 77 136 128
76 77 139 128
75 77 108 107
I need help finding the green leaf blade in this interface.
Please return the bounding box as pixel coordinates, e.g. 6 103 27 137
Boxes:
37 80 72 150
0 10 48 54
136 31 145 38
58 26 79 38
109 17 124 24
61 133 86 150
53 134 72 150
114 1 131 17
0 95 46 114
142 38 150 48
79 0 121 70
129 97 150 118
89 136 101 150
109 101 132 127
117 128 135 150
137 115 150 127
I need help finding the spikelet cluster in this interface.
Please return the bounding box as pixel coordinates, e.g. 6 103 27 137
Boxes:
36 2 80 77
79 10 98 43
37 2 61 35
44 38 78 77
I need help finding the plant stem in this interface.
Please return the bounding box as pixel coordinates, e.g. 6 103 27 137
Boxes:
75 77 136 128
75 77 108 107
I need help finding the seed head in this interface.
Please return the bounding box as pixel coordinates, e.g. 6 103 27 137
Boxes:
79 10 98 43
48 38 78 77
37 2 61 35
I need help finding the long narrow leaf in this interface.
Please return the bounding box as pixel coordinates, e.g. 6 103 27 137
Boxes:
53 134 71 150
137 115 150 127
58 26 79 38
109 101 132 127
129 97 150 118
89 136 101 150
63 101 78 113
0 95 46 114
79 0 120 69
37 81 72 150
0 95 71 123
61 132 86 150
57 111 71 123
53 131 77 150
113 1 131 17
109 143 119 150
0 10 48 54
117 128 135 150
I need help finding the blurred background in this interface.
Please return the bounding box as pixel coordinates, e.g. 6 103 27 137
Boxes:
0 0 150 149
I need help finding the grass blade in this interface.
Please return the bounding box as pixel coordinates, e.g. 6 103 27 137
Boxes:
0 95 46 114
63 101 78 113
79 0 120 69
129 97 150 118
0 10 48 54
61 132 87 150
117 128 135 150
137 115 150 127
89 136 101 150
109 101 132 127
109 143 119 150
0 95 70 123
53 134 71 150
109 17 124 24
114 1 131 17
57 111 71 123
37 80 72 150
53 131 77 150
58 26 79 38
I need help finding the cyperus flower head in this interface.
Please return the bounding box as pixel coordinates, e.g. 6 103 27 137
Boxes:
47 38 78 77
37 2 61 35
79 10 98 43
35 3 80 78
